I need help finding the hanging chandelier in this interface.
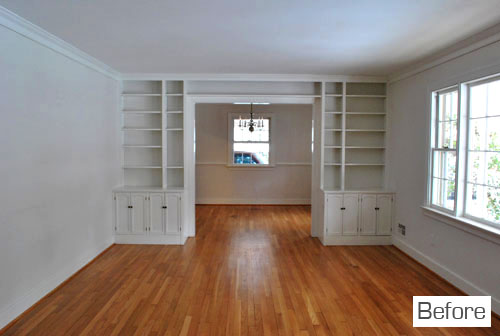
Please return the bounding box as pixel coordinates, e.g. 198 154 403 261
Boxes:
238 103 264 133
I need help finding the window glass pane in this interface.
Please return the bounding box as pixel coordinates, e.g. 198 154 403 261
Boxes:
234 119 269 142
466 77 500 225
433 151 456 180
437 121 457 149
487 80 500 117
233 143 269 165
487 118 500 151
468 152 486 185
438 90 458 121
432 177 455 210
470 84 487 118
469 118 487 151
487 152 500 187
466 184 500 224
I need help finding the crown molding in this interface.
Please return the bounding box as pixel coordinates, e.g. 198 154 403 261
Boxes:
388 31 500 84
120 73 388 83
0 6 120 80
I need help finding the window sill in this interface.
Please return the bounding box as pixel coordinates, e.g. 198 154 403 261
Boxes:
421 206 500 245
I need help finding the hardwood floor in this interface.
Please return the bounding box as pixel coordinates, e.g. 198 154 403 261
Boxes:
2 205 499 335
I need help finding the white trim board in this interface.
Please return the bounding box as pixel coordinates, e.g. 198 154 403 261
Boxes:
121 73 388 82
0 239 114 330
393 236 500 315
389 32 500 84
196 198 311 205
0 6 120 80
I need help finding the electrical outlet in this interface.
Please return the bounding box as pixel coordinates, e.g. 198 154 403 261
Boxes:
398 223 406 236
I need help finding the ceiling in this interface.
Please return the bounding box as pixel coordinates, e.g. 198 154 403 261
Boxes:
2 0 500 76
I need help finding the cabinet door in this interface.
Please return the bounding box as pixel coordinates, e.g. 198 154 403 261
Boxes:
376 195 393 235
114 193 130 234
165 194 180 234
360 195 377 235
342 194 359 235
325 195 343 235
130 193 147 234
149 193 165 235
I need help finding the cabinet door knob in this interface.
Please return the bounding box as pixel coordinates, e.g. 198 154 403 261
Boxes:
340 207 346 210
375 207 380 210
162 206 167 209
128 205 132 208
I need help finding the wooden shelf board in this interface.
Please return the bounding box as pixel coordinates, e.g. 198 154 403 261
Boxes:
345 164 385 166
166 128 184 131
122 128 162 131
122 93 161 96
345 129 386 132
187 94 321 98
325 94 343 97
346 95 386 98
166 111 184 114
166 166 184 169
325 111 342 114
123 110 161 114
346 112 386 115
123 145 162 148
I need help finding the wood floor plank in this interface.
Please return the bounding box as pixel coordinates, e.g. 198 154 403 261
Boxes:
1 205 499 335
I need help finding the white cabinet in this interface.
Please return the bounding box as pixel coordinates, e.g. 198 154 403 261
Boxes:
360 195 377 235
114 193 130 234
359 194 393 236
325 195 342 235
342 194 359 235
130 193 147 234
325 194 360 236
375 195 393 235
149 193 165 235
113 191 183 244
166 194 181 234
324 192 394 245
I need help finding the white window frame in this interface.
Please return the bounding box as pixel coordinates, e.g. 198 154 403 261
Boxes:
227 112 274 168
427 75 500 231
429 86 460 215
463 75 500 227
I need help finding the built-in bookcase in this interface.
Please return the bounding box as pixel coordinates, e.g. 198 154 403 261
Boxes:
322 81 386 191
121 80 184 189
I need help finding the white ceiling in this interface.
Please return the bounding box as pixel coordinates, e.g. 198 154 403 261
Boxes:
2 0 500 75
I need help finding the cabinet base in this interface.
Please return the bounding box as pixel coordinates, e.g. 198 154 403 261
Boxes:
115 234 185 245
321 235 392 246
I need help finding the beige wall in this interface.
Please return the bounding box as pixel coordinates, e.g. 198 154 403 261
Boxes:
195 104 312 204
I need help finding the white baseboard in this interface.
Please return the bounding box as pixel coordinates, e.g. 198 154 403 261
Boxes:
0 239 114 330
393 236 500 314
196 198 311 205
322 235 392 246
115 234 183 245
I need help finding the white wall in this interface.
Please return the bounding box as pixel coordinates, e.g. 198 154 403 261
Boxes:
195 104 312 204
388 40 500 313
0 25 120 328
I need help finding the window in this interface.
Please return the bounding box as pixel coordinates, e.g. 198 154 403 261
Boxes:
229 114 271 166
465 79 500 224
429 75 500 229
430 88 459 212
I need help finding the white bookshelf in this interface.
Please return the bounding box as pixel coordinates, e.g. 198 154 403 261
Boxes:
322 81 386 191
120 80 185 189
164 80 184 189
